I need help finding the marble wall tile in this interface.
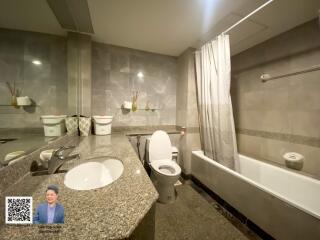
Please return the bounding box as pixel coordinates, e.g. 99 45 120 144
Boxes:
288 111 320 138
92 42 111 70
242 90 264 110
259 137 292 166
184 132 201 173
91 42 177 126
260 110 291 134
176 50 189 127
110 49 130 73
186 53 199 128
262 88 289 111
0 28 68 128
236 134 264 159
231 19 320 177
288 73 320 111
108 71 131 90
232 19 320 74
78 34 92 117
236 110 263 131
294 143 320 178
176 48 201 174
237 133 320 178
92 67 109 95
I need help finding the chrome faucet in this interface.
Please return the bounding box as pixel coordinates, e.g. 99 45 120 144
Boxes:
48 146 80 174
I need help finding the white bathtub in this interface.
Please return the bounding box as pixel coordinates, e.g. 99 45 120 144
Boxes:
192 150 320 240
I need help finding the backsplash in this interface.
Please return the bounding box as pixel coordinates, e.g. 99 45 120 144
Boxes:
0 28 68 128
91 42 177 126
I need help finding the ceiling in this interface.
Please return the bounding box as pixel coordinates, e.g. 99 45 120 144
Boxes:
0 0 319 56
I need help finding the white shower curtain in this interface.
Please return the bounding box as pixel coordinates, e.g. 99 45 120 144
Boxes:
195 34 238 170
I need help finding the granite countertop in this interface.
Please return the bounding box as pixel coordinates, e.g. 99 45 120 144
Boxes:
0 131 159 240
113 125 181 136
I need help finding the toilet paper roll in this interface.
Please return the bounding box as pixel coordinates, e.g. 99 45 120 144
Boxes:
283 152 304 162
123 101 132 110
283 152 304 170
16 96 32 106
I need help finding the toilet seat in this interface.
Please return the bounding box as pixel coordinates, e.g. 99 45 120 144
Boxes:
150 159 181 177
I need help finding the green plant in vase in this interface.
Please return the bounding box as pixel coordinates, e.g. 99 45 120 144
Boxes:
6 81 19 108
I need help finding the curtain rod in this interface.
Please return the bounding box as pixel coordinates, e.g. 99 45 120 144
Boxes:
223 0 274 34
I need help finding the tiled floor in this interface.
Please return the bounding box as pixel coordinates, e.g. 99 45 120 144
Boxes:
155 181 260 240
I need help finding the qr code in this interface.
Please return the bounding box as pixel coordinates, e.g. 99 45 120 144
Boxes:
5 197 33 224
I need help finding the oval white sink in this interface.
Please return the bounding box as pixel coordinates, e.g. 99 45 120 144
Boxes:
64 158 124 190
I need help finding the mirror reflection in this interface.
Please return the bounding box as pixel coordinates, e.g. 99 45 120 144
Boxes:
0 28 72 168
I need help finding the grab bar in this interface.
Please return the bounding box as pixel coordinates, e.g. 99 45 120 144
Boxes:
261 64 320 82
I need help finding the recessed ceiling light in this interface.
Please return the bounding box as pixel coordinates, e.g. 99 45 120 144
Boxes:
137 72 144 78
32 60 42 65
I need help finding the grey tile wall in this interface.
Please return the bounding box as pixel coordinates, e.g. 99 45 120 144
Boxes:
231 19 320 177
176 48 201 174
91 42 177 126
0 28 68 128
67 32 92 116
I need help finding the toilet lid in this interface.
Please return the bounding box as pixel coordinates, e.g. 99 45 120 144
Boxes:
149 130 172 162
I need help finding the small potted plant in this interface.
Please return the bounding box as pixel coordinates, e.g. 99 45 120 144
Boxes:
6 81 19 108
132 91 139 112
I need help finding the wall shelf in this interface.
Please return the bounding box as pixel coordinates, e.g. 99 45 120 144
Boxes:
0 104 39 107
117 107 160 112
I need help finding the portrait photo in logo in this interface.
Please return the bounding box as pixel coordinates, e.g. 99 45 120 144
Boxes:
33 185 64 224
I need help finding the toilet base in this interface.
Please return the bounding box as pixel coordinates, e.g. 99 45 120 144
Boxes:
151 172 177 204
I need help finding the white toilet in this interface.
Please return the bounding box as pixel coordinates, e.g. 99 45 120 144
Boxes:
148 130 181 203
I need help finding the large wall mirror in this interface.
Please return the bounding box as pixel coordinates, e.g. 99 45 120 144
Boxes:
0 29 86 169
